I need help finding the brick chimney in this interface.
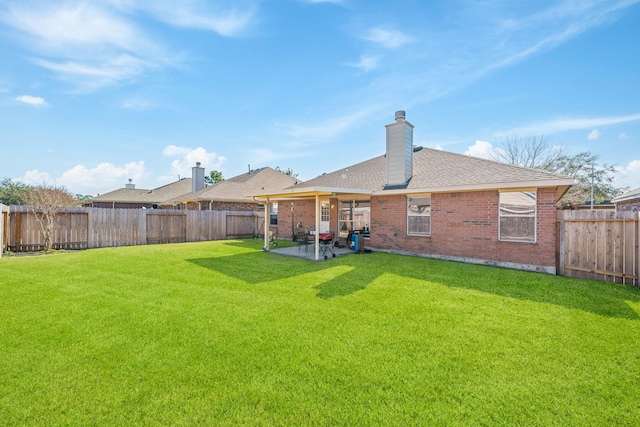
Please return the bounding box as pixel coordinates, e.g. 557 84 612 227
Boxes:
192 162 205 192
385 110 414 189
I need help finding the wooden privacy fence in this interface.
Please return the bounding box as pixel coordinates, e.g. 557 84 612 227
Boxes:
557 210 639 286
5 206 264 252
0 204 8 258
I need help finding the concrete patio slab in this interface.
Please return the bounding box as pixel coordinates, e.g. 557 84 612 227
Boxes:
267 241 354 261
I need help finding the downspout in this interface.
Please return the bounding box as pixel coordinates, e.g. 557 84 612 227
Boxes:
315 193 320 260
264 198 270 251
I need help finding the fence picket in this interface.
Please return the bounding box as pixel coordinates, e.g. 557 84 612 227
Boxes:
557 210 638 285
4 206 264 252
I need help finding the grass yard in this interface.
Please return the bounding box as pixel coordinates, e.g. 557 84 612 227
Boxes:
1 240 640 426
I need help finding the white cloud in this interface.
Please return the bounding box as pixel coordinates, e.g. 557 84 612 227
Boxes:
465 140 494 159
110 1 257 37
161 145 227 182
2 3 148 52
279 105 384 142
1 3 161 89
15 95 47 106
59 162 146 195
348 54 380 73
502 113 640 136
364 27 414 49
618 132 629 139
120 97 158 111
615 160 640 189
18 162 149 196
587 129 601 140
1 1 256 90
20 169 53 185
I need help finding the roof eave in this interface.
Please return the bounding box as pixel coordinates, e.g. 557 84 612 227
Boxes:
249 186 373 200
373 178 575 196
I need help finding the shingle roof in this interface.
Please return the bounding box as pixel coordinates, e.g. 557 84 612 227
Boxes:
280 147 573 193
164 167 301 204
612 187 640 203
89 178 193 204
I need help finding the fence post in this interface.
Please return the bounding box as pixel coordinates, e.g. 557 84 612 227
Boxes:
557 211 565 276
0 204 7 257
637 211 640 286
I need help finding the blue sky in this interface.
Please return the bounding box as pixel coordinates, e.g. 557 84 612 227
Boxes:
1 0 639 196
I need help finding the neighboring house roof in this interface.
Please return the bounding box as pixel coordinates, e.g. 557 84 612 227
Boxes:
88 178 193 204
164 167 301 205
252 147 574 199
612 187 640 203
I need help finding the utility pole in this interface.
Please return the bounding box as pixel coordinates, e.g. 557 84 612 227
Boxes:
590 163 595 211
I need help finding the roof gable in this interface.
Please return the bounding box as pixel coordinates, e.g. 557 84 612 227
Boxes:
166 167 301 204
612 187 640 203
89 178 193 203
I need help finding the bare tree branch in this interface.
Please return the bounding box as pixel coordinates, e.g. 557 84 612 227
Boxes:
490 134 565 170
25 184 77 251
490 134 625 207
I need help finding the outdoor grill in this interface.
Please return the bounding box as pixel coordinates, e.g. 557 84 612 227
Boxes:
318 232 335 259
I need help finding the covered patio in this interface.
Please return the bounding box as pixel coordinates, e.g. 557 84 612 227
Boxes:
252 186 372 261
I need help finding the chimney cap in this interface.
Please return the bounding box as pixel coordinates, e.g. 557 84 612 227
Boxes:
395 110 406 122
195 162 201 167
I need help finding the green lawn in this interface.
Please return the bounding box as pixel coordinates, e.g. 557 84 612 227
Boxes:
1 240 640 426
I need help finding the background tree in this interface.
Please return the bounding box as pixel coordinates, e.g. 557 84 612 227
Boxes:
75 194 93 203
204 170 224 185
490 134 565 170
491 134 624 206
275 166 298 178
25 184 78 251
0 178 33 205
548 152 622 206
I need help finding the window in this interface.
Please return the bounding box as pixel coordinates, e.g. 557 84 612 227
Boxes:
499 191 536 242
321 203 330 222
269 202 278 226
338 200 370 237
407 195 431 236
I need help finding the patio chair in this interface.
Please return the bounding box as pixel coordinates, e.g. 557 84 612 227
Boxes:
268 230 278 247
297 231 311 252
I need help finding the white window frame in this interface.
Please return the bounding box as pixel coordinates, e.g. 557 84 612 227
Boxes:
498 190 536 243
407 195 431 236
321 203 330 222
338 199 370 237
269 202 278 226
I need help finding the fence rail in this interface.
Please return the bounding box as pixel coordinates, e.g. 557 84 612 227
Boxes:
557 210 639 286
4 206 264 252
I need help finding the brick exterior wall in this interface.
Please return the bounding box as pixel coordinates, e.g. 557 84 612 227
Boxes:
273 200 318 239
272 188 558 271
616 199 640 213
370 188 557 270
273 199 342 239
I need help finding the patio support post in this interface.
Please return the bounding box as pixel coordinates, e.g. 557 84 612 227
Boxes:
264 198 270 251
315 193 320 260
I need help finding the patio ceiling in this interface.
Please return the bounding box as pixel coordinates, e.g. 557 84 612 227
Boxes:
249 186 372 201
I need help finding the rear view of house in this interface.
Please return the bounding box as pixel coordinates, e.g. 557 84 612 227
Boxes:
252 111 574 273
